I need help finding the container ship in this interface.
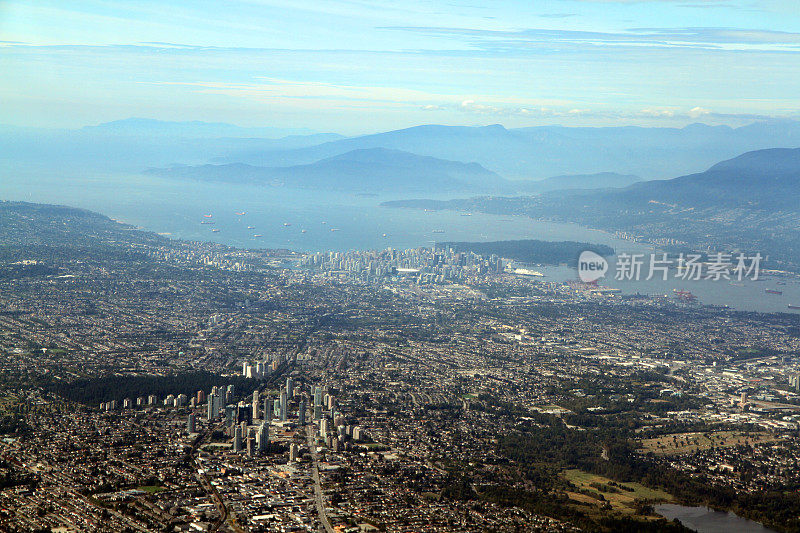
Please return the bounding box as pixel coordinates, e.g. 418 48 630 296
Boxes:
765 289 783 295
789 305 800 311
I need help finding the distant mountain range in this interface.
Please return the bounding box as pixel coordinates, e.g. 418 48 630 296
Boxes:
148 147 650 194
222 120 800 180
0 120 343 172
612 148 800 210
5 118 800 185
515 172 641 193
147 148 508 193
82 117 321 138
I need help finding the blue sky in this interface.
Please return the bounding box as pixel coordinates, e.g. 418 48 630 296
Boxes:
1 0 799 134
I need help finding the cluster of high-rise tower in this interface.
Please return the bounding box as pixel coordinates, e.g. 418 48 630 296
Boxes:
197 376 364 458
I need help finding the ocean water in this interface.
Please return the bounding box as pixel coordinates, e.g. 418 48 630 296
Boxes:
2 170 799 313
0 171 637 253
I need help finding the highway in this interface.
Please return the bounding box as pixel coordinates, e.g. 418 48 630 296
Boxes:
306 425 334 533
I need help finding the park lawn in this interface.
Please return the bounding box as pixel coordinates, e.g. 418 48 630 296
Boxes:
562 469 672 513
136 485 166 493
639 430 779 456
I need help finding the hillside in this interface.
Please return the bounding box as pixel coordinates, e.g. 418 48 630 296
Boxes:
599 148 800 210
516 172 642 193
385 148 800 270
148 147 509 194
224 120 800 180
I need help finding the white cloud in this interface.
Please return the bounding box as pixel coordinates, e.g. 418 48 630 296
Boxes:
689 106 712 118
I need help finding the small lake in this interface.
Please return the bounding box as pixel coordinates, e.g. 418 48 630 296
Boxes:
655 504 777 533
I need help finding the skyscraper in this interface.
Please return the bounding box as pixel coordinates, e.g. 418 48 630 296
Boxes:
279 388 287 421
313 386 322 407
225 405 236 428
252 390 260 420
187 413 196 434
262 397 271 421
206 392 216 421
257 422 269 452
233 425 242 452
298 398 306 426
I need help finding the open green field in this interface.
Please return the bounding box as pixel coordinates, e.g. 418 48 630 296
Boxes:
136 485 166 493
639 430 779 455
562 469 672 513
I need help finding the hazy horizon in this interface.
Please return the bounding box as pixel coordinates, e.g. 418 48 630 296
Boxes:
3 1 800 134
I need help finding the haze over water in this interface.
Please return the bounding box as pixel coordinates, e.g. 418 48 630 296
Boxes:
2 170 799 314
1 171 631 253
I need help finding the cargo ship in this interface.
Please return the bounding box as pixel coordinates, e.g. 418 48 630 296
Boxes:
789 305 800 311
765 289 783 295
200 220 215 225
673 289 698 301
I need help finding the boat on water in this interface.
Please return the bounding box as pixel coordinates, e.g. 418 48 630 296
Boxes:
203 214 213 218
253 234 263 238
382 233 388 237
673 289 698 301
283 222 291 227
789 305 800 310
330 228 339 232
211 229 220 232
235 212 245 216
200 220 215 225
301 229 307 233
461 213 472 217
432 229 445 234
247 226 255 229
765 289 783 295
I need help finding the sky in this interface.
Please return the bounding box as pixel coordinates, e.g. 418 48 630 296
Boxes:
1 0 800 134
